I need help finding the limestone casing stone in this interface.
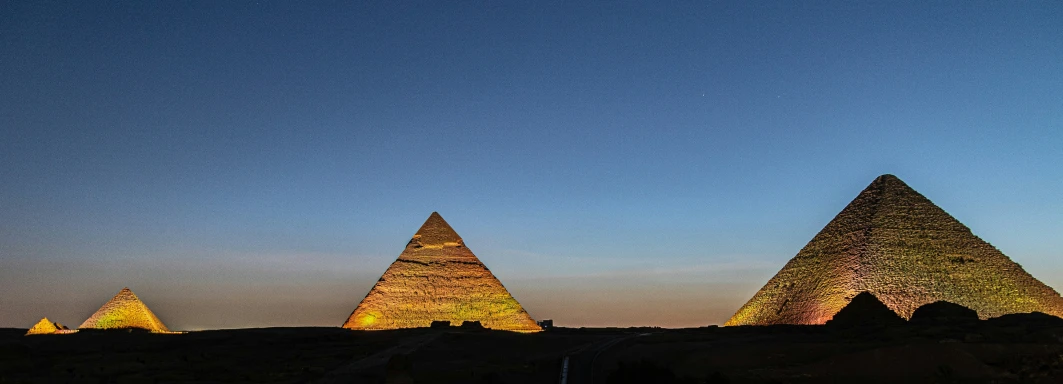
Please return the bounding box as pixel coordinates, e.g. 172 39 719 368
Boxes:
78 287 171 333
727 174 1063 326
342 212 541 332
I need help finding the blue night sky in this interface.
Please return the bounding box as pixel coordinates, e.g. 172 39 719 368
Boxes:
2 1 1061 329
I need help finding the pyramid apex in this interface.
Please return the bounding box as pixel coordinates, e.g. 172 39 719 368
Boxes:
411 212 463 246
870 173 906 185
862 174 918 196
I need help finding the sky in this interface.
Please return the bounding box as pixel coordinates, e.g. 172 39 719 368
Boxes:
1 1 1062 330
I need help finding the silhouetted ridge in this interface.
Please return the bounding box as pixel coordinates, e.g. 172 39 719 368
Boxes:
408 212 464 247
910 301 979 324
987 312 1063 327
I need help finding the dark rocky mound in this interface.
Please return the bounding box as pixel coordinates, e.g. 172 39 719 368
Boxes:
986 311 1063 327
826 291 906 327
910 301 979 324
459 321 485 330
606 360 678 384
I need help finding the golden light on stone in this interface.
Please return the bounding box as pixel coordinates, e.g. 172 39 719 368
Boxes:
342 212 541 333
79 287 176 333
25 317 72 336
725 174 1063 326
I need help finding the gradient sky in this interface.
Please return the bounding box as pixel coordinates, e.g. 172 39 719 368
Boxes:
2 1 1062 330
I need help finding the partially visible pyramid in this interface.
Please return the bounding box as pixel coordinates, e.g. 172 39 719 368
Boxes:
25 317 68 335
825 291 905 327
79 287 171 333
726 174 1063 326
343 212 541 332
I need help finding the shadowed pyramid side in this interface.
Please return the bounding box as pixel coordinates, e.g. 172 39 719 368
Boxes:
726 174 1063 326
343 212 541 333
79 287 171 333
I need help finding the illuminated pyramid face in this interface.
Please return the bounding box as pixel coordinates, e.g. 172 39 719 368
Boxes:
726 174 1063 326
343 212 541 333
25 317 66 335
79 287 171 332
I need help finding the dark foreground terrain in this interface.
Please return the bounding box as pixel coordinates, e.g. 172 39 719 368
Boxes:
3 316 1063 383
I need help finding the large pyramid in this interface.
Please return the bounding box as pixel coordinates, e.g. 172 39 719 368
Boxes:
726 174 1063 326
342 212 541 332
79 287 172 332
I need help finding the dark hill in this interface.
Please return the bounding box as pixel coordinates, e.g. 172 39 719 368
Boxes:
910 301 979 324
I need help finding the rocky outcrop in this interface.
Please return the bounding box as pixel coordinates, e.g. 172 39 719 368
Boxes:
342 212 541 333
910 301 979 324
987 311 1063 327
727 174 1063 326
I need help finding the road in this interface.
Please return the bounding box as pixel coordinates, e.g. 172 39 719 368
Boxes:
561 333 651 384
316 331 440 383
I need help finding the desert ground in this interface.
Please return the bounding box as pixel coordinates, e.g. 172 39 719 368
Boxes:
3 313 1063 383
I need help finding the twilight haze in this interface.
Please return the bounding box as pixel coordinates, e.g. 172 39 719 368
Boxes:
1 2 1061 330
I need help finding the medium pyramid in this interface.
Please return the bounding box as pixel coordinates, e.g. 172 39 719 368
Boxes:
726 174 1063 326
343 212 541 332
25 317 67 335
79 287 172 332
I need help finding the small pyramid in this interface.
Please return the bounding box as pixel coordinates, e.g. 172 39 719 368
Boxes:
826 292 906 327
343 212 541 332
25 317 65 335
79 287 171 332
727 174 1063 326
